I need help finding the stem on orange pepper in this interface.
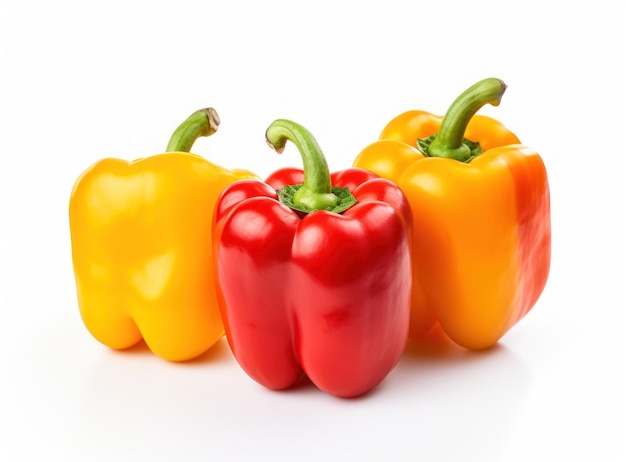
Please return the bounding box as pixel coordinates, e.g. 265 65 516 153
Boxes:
266 119 356 214
421 78 507 162
166 108 220 152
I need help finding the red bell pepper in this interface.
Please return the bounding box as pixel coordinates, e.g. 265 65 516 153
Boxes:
214 119 412 398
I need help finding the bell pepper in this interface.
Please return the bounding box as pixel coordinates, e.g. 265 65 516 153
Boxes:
353 78 551 350
214 119 412 398
69 108 258 361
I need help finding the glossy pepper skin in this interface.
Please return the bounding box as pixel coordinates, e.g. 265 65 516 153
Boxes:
214 119 412 398
69 108 258 361
353 78 551 350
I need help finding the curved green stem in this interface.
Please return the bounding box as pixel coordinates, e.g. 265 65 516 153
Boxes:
166 108 220 152
266 119 355 213
427 78 507 161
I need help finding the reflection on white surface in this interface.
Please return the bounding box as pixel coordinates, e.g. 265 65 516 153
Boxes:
7 320 531 461
2 284 625 461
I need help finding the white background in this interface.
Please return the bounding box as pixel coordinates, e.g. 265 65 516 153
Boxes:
1 1 624 460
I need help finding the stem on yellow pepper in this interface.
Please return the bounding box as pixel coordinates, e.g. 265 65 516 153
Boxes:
166 108 220 152
423 78 507 162
266 119 356 214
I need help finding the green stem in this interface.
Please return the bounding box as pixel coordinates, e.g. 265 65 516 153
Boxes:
426 78 507 162
266 119 355 213
166 108 220 152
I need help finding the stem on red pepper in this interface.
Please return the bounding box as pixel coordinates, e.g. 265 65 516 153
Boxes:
166 107 220 152
266 119 356 214
419 78 507 162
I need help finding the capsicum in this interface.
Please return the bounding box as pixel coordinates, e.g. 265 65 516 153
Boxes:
353 78 551 350
69 108 258 361
214 119 412 398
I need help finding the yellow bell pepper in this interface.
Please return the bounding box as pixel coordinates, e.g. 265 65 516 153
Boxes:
69 108 258 361
353 78 551 349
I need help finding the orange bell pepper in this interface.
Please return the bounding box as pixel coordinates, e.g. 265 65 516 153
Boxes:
353 78 551 349
69 108 258 361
